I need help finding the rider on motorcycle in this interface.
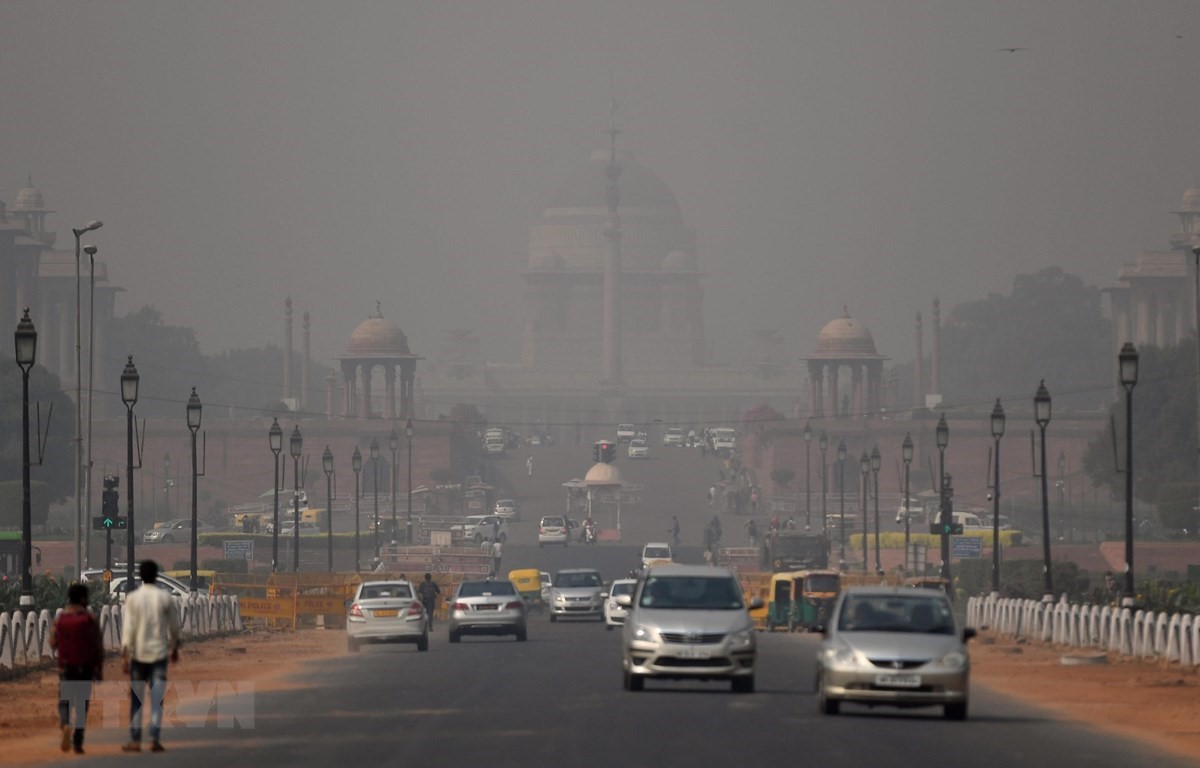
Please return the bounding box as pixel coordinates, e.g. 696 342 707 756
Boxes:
582 515 597 544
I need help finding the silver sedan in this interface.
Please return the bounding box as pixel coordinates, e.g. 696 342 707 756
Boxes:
346 580 430 652
815 587 975 720
448 579 528 642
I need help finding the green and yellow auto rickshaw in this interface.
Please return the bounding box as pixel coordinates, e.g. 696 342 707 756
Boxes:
765 571 801 632
789 569 841 632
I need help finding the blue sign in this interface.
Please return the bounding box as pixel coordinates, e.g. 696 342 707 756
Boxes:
950 536 983 559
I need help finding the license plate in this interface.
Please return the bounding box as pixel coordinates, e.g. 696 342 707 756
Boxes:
874 674 921 688
475 604 499 611
373 609 398 617
675 647 713 659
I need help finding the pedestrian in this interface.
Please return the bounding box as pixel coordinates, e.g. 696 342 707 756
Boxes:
527 455 533 477
708 485 716 506
491 539 504 577
785 516 797 530
51 583 104 754
711 515 723 544
670 516 681 546
418 573 441 628
492 517 501 542
120 560 182 753
704 545 714 566
746 519 758 547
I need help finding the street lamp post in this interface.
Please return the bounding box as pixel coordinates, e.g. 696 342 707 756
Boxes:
901 433 913 575
1034 380 1054 602
1119 343 1139 607
859 450 870 570
186 388 202 592
406 418 415 545
936 413 950 589
371 437 380 563
290 426 303 572
990 399 1006 597
84 243 98 570
837 440 847 569
871 445 882 575
15 310 37 608
1057 452 1067 542
72 219 101 583
269 419 282 571
323 446 334 572
819 431 828 538
389 426 399 543
352 447 363 572
803 422 812 531
121 357 139 593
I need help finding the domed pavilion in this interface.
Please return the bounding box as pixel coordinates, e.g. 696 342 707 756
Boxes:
805 307 887 418
338 303 423 420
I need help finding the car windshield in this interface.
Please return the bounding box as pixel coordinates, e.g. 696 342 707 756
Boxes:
638 576 745 610
542 517 565 527
457 581 516 597
644 546 671 559
360 583 412 600
837 595 955 635
610 582 635 597
555 571 602 588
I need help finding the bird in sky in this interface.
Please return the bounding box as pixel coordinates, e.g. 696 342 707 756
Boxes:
995 47 1030 53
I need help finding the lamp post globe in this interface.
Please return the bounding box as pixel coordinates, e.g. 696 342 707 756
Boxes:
187 388 202 592
1034 381 1053 601
990 399 1005 596
15 310 36 607
1119 343 1139 606
352 446 363 572
269 418 282 571
290 425 303 572
120 356 139 594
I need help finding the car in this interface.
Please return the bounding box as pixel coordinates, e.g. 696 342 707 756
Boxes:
142 519 213 544
549 568 605 622
604 578 637 630
81 570 193 602
266 520 320 535
616 424 637 443
663 428 684 446
540 571 552 603
346 580 430 653
447 578 527 642
619 565 760 693
627 439 649 459
814 586 975 720
538 515 570 547
494 499 520 520
641 542 673 570
450 515 508 544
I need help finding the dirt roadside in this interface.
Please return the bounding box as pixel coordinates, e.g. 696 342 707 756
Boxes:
0 629 1196 763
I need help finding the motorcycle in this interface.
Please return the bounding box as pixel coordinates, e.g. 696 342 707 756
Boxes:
583 522 597 545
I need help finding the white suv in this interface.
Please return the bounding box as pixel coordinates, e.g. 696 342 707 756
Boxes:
538 515 570 547
617 424 637 443
451 515 508 544
663 428 684 446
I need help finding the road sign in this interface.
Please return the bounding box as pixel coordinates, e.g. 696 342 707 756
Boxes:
224 539 255 561
950 536 982 559
93 516 127 530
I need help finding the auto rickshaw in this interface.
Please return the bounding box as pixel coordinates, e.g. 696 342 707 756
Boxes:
765 571 801 631
790 569 841 632
508 568 545 613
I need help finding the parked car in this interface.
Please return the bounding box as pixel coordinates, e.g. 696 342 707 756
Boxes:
450 515 508 544
81 570 192 602
604 578 638 630
619 565 760 693
346 580 429 653
447 578 527 642
627 439 649 459
142 519 213 544
549 568 605 622
815 586 975 720
494 499 520 520
538 515 570 547
663 428 684 446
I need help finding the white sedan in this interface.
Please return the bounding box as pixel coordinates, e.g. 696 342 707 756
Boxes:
604 579 638 630
628 439 649 459
346 580 430 653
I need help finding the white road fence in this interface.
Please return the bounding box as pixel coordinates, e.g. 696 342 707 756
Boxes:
967 594 1199 667
0 594 242 672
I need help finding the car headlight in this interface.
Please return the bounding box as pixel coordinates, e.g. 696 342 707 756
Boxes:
554 593 566 603
631 624 655 641
731 629 754 647
825 644 857 666
932 650 967 669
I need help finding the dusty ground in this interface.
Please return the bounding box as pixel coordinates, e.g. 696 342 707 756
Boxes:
0 629 1197 762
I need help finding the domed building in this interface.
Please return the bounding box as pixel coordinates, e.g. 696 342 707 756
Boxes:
805 307 887 418
338 303 422 420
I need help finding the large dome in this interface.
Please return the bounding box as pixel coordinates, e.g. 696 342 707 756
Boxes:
14 176 44 211
584 462 623 487
346 310 410 357
813 307 879 357
547 149 680 211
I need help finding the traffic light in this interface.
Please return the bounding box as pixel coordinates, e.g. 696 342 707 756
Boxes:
95 475 126 530
593 441 603 463
929 521 964 535
593 440 617 463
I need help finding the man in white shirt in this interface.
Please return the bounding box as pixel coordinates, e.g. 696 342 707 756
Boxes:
120 560 181 753
491 539 504 577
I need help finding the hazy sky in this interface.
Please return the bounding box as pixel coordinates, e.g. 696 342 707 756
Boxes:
4 1 1200 370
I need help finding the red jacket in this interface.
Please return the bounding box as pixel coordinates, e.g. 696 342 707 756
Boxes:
54 610 103 669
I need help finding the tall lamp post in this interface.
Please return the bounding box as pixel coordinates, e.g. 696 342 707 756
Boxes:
1034 380 1054 602
72 219 102 583
406 418 415 545
1057 452 1067 542
290 425 303 572
859 450 870 570
990 399 1005 597
83 243 98 570
269 419 282 571
871 445 882 575
370 437 380 563
389 426 399 543
323 446 334 572
901 433 913 575
803 422 812 531
837 440 847 569
819 431 828 537
121 357 139 593
1119 343 1139 607
935 413 950 588
15 310 37 608
186 388 202 592
352 447 363 572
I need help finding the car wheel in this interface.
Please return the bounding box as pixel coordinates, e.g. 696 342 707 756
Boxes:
162 535 173 543
732 676 755 694
449 629 461 644
817 673 839 715
944 702 968 721
623 669 644 692
516 627 527 642
347 637 360 653
417 632 429 652
549 613 557 623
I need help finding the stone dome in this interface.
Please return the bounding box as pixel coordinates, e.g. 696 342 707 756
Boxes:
547 149 680 211
584 461 623 487
1180 187 1200 213
14 176 44 211
346 309 411 357
814 307 879 357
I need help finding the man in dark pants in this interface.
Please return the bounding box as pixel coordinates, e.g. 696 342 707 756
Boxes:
51 583 104 754
121 560 182 753
418 573 441 628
